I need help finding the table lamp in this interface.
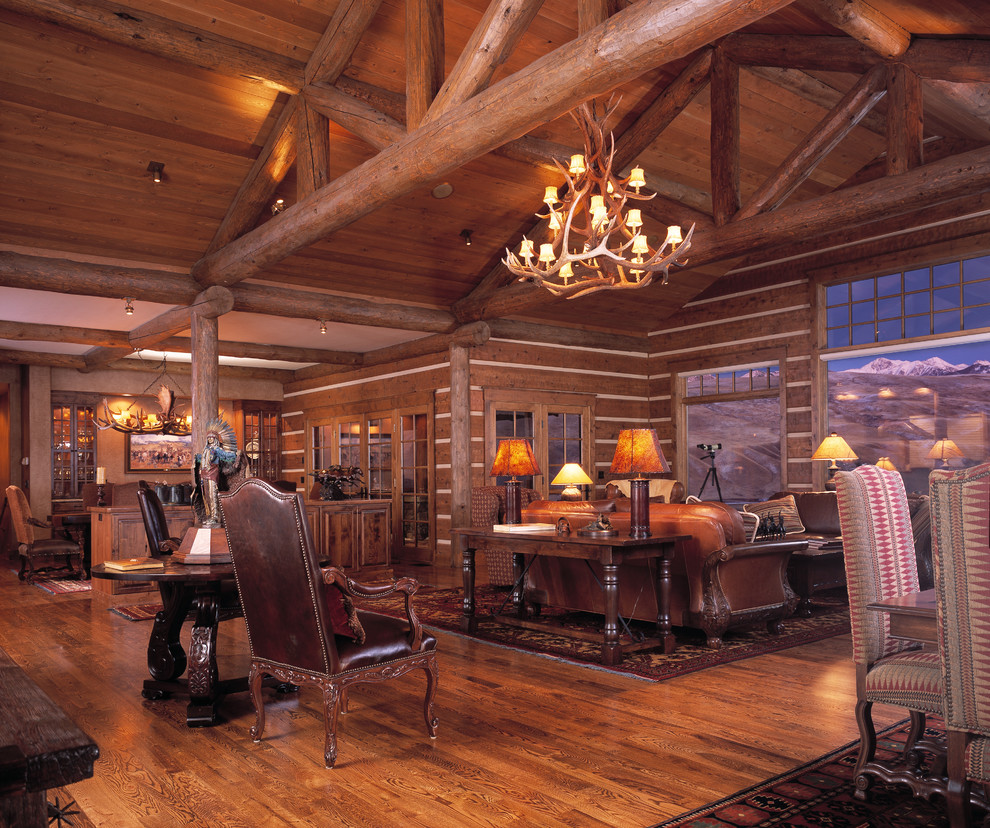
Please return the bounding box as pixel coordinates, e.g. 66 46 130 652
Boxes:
551 463 593 501
490 438 541 524
609 429 669 538
927 438 964 468
875 456 898 471
812 431 857 489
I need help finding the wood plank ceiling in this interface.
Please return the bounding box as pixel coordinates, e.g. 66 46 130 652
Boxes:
0 0 988 373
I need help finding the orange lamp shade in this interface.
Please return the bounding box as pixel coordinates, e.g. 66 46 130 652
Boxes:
490 439 541 478
609 429 669 477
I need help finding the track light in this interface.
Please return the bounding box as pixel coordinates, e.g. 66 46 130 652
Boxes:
319 319 327 335
124 298 134 316
271 198 285 215
147 161 164 184
460 229 473 246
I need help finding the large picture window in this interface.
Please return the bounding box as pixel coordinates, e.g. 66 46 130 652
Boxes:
681 362 781 502
824 338 990 494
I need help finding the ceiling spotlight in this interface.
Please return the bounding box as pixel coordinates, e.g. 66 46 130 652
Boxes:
124 298 134 316
319 319 327 335
271 198 285 215
460 229 473 246
146 161 164 184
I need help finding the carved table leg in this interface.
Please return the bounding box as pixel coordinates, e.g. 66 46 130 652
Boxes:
144 582 194 695
512 552 527 618
461 545 477 633
655 554 677 654
602 562 621 666
186 586 221 726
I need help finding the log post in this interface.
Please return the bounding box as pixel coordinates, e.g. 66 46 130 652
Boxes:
189 288 234 464
449 332 474 566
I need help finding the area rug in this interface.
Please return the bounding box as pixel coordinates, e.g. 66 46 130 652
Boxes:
650 718 955 827
32 577 92 596
110 603 162 621
363 585 850 682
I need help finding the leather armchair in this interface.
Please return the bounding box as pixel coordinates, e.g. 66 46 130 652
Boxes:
136 482 183 555
5 485 83 582
521 498 807 648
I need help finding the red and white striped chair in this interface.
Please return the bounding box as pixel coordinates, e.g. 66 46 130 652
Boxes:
930 461 990 827
835 464 944 800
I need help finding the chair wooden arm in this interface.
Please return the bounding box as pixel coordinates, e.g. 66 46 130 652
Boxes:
157 539 182 553
321 567 425 650
28 516 50 529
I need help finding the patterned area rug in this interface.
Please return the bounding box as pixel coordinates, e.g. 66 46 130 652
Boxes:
110 603 162 621
32 577 91 596
363 585 850 682
651 719 958 827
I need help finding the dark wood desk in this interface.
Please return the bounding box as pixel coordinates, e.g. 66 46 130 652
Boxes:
451 527 686 666
92 560 244 727
866 588 936 646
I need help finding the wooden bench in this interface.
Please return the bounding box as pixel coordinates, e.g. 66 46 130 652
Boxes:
0 647 99 826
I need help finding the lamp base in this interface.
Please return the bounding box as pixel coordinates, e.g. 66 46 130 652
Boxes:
628 478 651 538
504 478 522 524
559 485 583 501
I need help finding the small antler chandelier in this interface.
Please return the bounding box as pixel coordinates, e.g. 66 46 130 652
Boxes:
93 358 192 436
503 99 694 300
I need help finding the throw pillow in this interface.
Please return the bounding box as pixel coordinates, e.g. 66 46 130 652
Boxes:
325 586 366 643
744 494 806 535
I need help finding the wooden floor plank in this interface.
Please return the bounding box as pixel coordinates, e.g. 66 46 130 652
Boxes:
0 558 901 827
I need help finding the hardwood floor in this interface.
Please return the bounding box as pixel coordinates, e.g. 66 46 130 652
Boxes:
0 556 902 828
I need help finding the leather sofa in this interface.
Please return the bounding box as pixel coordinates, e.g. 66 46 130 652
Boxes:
520 498 808 649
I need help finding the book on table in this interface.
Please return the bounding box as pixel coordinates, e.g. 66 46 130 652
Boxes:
103 557 165 571
492 523 557 533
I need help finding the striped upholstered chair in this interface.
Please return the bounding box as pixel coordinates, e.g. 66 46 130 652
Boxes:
470 485 541 586
835 465 944 800
930 461 990 827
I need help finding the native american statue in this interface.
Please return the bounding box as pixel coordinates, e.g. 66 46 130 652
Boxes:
192 417 247 528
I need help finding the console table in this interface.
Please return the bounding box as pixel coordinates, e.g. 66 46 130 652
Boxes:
451 527 686 666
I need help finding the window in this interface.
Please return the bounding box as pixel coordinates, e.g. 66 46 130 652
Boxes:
680 362 782 502
825 254 990 349
52 400 96 499
235 401 281 481
486 392 592 498
824 339 990 494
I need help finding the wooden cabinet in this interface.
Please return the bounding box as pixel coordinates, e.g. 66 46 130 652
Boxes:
89 505 195 595
305 500 391 579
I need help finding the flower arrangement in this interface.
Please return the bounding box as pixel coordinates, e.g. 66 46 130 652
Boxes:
312 466 363 501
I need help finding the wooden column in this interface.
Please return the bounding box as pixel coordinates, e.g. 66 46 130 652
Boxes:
191 312 219 457
449 340 471 567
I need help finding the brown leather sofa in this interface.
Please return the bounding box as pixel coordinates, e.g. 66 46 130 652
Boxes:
520 498 808 649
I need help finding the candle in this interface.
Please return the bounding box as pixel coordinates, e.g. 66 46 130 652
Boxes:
95 467 106 485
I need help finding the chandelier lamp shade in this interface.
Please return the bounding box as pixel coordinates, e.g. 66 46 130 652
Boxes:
93 358 192 436
609 428 670 538
490 438 541 524
551 463 594 501
502 98 694 300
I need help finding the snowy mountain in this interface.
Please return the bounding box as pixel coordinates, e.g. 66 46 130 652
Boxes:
956 360 990 375
846 356 969 377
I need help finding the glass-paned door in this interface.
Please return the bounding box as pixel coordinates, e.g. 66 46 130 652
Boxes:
366 416 392 499
312 423 334 472
52 402 96 500
398 412 432 560
243 409 280 480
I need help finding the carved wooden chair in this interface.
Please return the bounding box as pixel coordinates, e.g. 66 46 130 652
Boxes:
5 485 83 582
930 461 990 827
218 478 439 768
834 465 945 801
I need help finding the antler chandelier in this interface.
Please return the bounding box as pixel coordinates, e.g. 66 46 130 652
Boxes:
503 99 694 300
94 358 192 436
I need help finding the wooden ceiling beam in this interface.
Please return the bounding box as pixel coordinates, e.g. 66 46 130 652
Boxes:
157 337 362 367
0 321 128 348
423 0 545 126
297 102 330 199
306 0 384 86
886 63 924 175
808 0 910 59
710 46 741 226
192 0 794 289
406 0 445 130
0 0 303 94
735 62 887 221
303 83 405 150
106 356 296 384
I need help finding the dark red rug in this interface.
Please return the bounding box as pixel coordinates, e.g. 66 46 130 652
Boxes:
651 719 958 827
363 585 850 682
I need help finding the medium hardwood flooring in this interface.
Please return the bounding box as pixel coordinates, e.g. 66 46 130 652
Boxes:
0 557 902 828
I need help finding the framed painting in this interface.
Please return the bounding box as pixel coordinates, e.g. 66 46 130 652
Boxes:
126 433 195 472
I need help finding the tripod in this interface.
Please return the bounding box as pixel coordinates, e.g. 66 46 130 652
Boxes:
697 448 723 501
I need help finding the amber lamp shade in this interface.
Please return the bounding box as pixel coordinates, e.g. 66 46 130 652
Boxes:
609 429 669 538
490 439 541 524
875 457 898 472
927 438 964 468
551 463 593 501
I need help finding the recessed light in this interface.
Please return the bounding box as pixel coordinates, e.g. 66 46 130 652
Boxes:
432 183 453 199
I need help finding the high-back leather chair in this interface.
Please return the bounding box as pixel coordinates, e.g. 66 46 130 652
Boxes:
218 478 439 768
835 465 944 801
930 461 990 827
5 485 83 582
136 482 182 555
